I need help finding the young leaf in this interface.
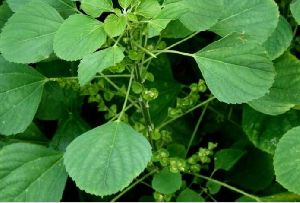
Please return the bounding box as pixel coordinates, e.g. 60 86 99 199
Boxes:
248 53 300 114
194 33 275 104
214 148 245 171
274 126 300 195
104 14 127 38
211 0 279 43
136 0 161 19
6 0 76 18
0 0 64 63
81 0 113 18
176 188 204 202
291 0 300 25
263 16 293 60
119 0 133 8
243 106 300 154
54 14 106 61
0 56 46 136
78 46 125 86
64 121 152 196
152 168 182 194
50 114 90 151
0 143 67 201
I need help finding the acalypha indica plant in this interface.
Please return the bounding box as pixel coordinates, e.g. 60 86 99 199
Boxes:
0 0 299 201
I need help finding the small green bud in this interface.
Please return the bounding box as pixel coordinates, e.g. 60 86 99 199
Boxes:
128 50 143 61
190 164 201 173
158 148 169 158
198 80 207 92
156 41 167 50
153 192 164 202
168 107 182 118
145 72 155 82
190 83 198 92
132 81 143 94
208 142 218 150
187 155 198 164
104 91 114 101
160 157 169 166
152 129 161 140
142 88 159 101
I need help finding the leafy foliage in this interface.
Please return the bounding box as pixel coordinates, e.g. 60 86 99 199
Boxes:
0 0 299 201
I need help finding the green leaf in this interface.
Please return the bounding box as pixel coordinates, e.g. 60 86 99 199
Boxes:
6 0 76 18
0 143 67 201
50 114 90 151
214 148 245 171
136 0 161 18
274 126 300 195
176 188 204 202
78 46 125 86
158 1 189 19
243 106 300 154
206 181 221 195
0 2 12 29
152 168 182 194
291 0 300 24
104 14 127 38
148 19 171 38
81 0 113 18
0 0 64 63
0 56 46 136
229 149 274 191
54 14 106 61
178 0 221 32
248 53 300 115
64 121 152 196
194 33 275 104
167 144 186 158
162 20 193 39
263 16 293 60
118 0 133 8
211 0 279 43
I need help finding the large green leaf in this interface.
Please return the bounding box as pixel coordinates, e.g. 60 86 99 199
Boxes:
263 16 293 60
54 14 106 61
248 53 300 115
81 0 113 18
0 143 67 201
274 126 300 195
178 0 221 32
50 114 90 151
0 56 46 136
6 0 76 18
64 121 152 196
0 0 64 63
211 0 279 43
194 33 275 104
243 106 300 154
78 46 125 86
291 0 300 25
136 0 161 19
152 168 182 194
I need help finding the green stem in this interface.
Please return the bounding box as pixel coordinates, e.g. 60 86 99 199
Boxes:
165 31 201 50
111 170 157 202
187 172 261 202
47 74 131 82
158 96 215 129
185 103 209 157
153 49 194 58
118 70 134 121
133 41 157 58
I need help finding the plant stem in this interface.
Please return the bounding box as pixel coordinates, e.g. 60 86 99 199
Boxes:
186 172 261 202
133 41 157 58
118 70 134 121
186 103 209 157
153 49 194 58
101 73 140 110
158 96 216 129
111 170 157 202
165 31 201 50
47 74 131 82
